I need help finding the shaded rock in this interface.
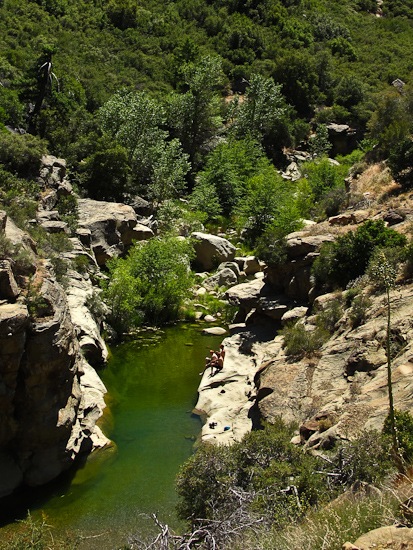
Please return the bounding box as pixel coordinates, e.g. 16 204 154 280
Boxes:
345 344 386 376
329 210 369 226
281 161 301 181
195 332 258 445
203 268 238 290
191 232 236 271
65 270 108 366
0 260 19 300
235 255 262 275
39 155 66 188
383 209 405 226
218 261 241 278
128 195 152 217
281 306 308 325
327 123 358 156
36 210 60 222
225 278 271 308
285 232 336 260
39 220 69 234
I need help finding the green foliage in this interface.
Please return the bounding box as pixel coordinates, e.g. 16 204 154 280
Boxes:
99 90 189 203
348 293 372 328
193 137 267 218
176 419 323 525
315 297 344 334
103 236 194 332
312 220 407 290
79 139 130 201
402 240 413 277
282 323 328 357
0 511 79 549
167 55 224 170
367 246 400 292
334 430 393 486
156 200 205 235
383 409 413 464
0 166 39 229
309 124 331 158
230 74 289 155
302 157 347 205
0 131 47 178
368 89 413 160
236 165 302 246
388 136 413 189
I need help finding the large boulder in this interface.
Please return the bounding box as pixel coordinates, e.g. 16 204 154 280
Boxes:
65 270 108 367
265 231 335 302
203 268 238 290
0 259 20 300
191 232 236 271
77 199 154 266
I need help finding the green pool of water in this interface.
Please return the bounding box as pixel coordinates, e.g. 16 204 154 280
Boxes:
0 324 223 548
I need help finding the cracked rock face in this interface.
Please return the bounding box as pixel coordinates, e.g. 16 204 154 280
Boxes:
256 285 413 447
77 198 154 266
0 270 109 497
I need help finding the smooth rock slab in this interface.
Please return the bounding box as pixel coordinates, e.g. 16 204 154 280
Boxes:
202 326 227 336
194 332 258 445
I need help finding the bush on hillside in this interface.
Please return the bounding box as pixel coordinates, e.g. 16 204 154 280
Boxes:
0 131 47 178
312 220 407 290
176 419 323 527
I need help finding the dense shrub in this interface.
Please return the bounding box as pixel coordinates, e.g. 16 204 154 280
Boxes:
383 409 413 464
282 323 328 357
103 236 194 332
176 419 323 526
312 220 407 290
388 137 413 189
0 131 47 178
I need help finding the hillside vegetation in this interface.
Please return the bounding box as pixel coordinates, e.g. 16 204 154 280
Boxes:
3 1 413 549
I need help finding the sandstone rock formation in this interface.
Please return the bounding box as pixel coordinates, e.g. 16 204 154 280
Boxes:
191 232 236 271
77 198 154 266
194 331 260 444
0 266 109 497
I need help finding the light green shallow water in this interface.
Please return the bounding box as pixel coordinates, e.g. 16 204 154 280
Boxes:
0 324 223 548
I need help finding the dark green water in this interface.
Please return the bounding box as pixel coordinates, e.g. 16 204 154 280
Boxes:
0 324 222 548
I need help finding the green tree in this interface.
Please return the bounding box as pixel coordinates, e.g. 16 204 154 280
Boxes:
230 74 289 156
193 137 267 217
388 136 413 189
104 236 194 332
167 55 224 172
236 165 301 245
313 220 407 290
99 90 190 202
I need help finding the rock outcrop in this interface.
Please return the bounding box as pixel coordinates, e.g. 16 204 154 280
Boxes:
194 331 260 444
0 265 109 497
77 198 154 266
191 232 236 271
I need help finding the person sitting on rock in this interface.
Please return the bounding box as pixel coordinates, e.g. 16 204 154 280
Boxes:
205 349 219 376
212 344 225 376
